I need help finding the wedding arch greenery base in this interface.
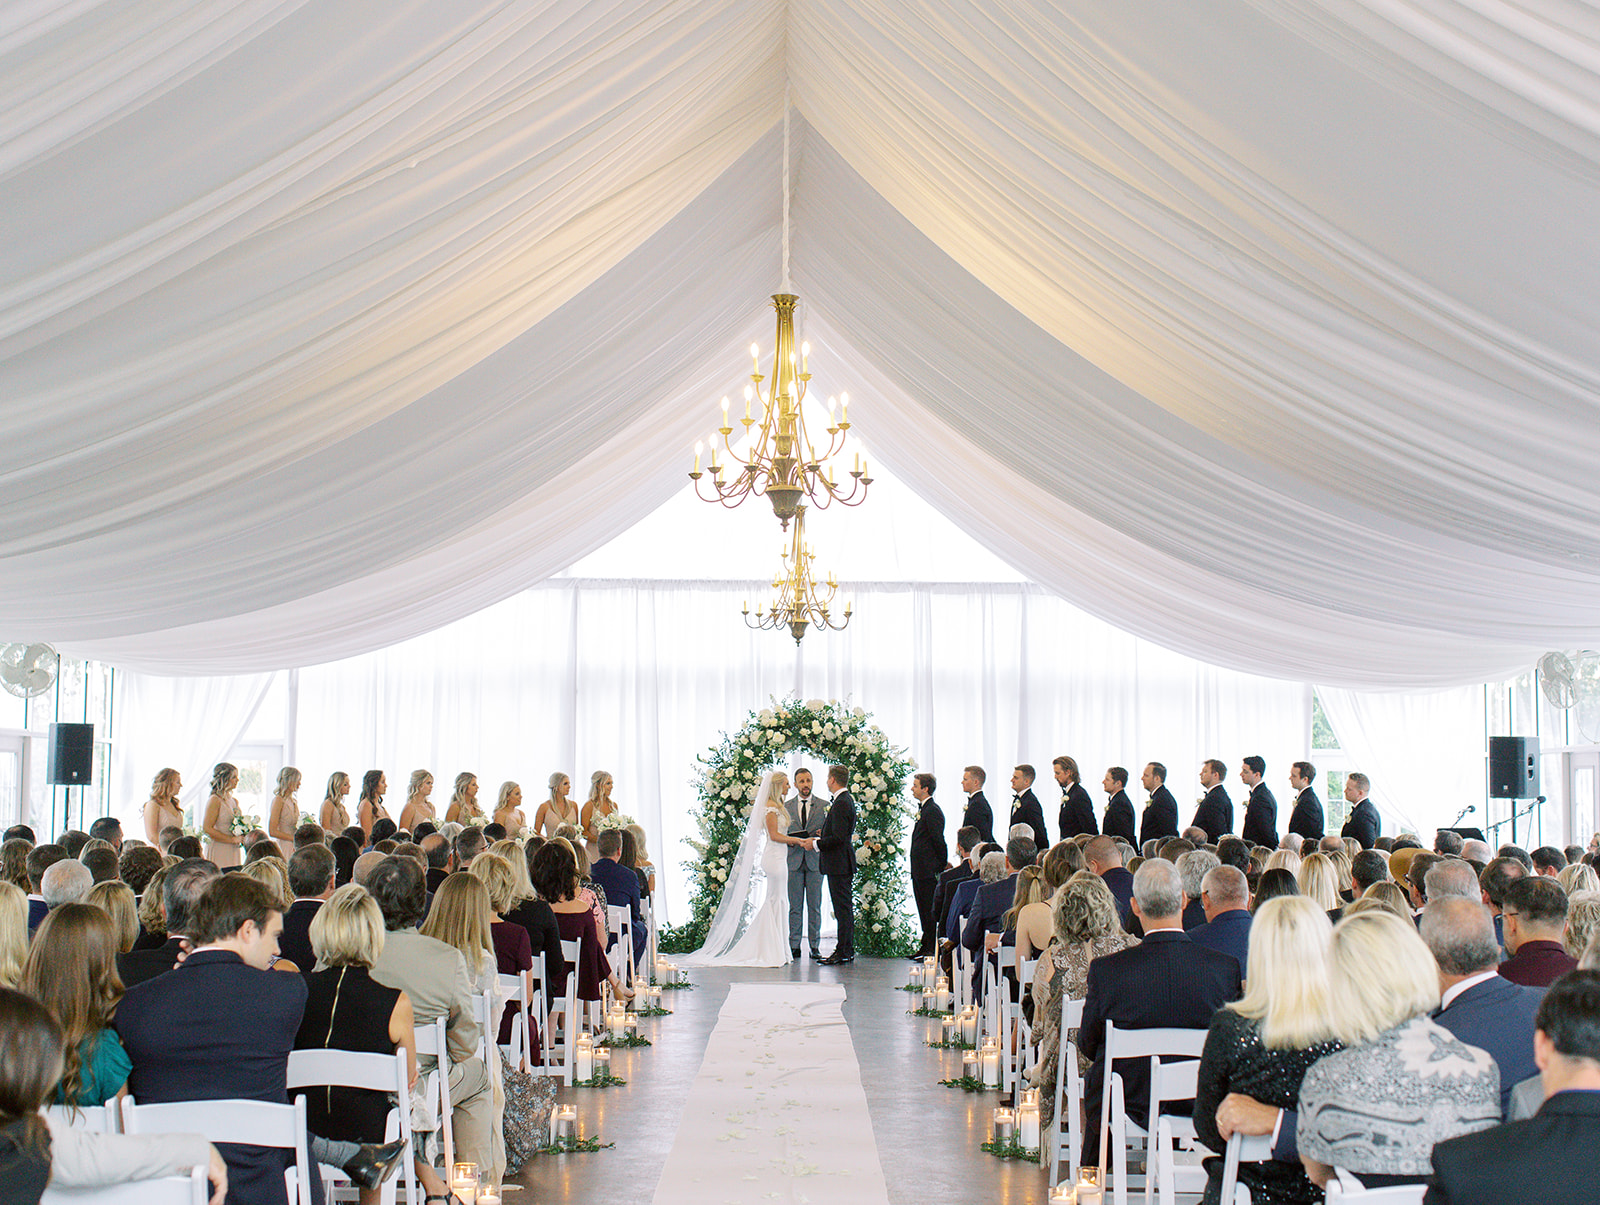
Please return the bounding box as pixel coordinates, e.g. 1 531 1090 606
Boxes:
659 697 917 958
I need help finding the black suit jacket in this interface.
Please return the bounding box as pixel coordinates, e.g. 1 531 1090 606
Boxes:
1078 930 1243 1144
116 949 308 1205
1342 797 1381 848
1010 789 1049 850
1140 786 1180 846
960 872 1019 953
816 788 857 877
1099 865 1136 932
1425 1089 1600 1205
910 797 948 879
1058 782 1098 839
1191 785 1233 843
933 862 976 936
1287 788 1324 840
962 791 995 845
116 935 185 988
1241 783 1278 847
278 899 322 974
1102 790 1137 845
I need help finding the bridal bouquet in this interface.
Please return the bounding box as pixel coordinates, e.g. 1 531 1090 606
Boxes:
229 813 261 837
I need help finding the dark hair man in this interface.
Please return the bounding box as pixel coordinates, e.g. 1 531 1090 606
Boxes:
1100 767 1137 845
1138 762 1179 847
1191 760 1232 845
1238 756 1278 847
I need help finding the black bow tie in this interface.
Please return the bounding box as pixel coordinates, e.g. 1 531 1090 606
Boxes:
1013 794 1022 803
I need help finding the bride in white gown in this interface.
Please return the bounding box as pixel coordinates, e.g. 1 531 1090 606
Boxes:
679 770 810 967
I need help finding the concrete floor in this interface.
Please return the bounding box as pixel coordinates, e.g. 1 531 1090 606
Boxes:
508 955 1051 1203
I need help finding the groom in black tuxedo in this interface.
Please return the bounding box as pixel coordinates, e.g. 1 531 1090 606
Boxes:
815 764 858 965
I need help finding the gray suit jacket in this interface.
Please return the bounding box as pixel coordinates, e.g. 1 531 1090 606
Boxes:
370 928 481 1064
787 792 828 872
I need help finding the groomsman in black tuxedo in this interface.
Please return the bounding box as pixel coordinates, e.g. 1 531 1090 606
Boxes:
1238 755 1278 847
1100 767 1137 845
1341 772 1381 849
1138 762 1180 847
816 764 858 965
1286 760 1325 841
908 772 947 958
1191 759 1233 844
960 766 995 845
1053 755 1098 839
1008 765 1049 850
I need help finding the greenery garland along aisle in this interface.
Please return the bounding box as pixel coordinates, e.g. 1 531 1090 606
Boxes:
659 698 917 958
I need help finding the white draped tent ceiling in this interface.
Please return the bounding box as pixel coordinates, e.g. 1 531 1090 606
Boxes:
5 0 1600 687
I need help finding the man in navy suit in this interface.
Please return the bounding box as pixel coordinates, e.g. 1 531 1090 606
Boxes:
961 836 1034 992
1189 866 1251 973
588 828 645 965
933 826 981 942
1286 761 1325 841
116 875 309 1205
1191 759 1233 844
117 857 221 987
1238 756 1278 847
960 766 995 845
1008 765 1050 850
1085 835 1137 933
279 844 335 973
1054 755 1098 839
24 843 66 934
1078 859 1243 1166
1138 762 1180 847
1100 767 1137 845
1422 897 1543 1118
1425 970 1600 1204
1340 772 1381 849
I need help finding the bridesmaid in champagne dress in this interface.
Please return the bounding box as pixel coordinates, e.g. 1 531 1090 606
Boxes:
267 767 302 859
493 782 527 837
357 770 389 840
142 768 184 847
201 763 243 868
398 770 436 834
580 771 618 864
320 772 352 834
445 772 487 827
534 773 578 839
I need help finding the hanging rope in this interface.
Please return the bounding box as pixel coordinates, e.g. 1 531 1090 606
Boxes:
782 81 791 293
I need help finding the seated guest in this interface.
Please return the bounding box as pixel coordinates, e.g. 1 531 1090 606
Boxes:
1077 859 1243 1165
1263 848 1302 877
420 834 451 893
932 826 981 936
586 829 645 962
467 853 534 1047
117 844 164 901
1252 867 1300 911
1190 866 1252 972
1500 876 1579 987
166 835 203 860
1003 865 1049 960
0 987 226 1205
1085 835 1136 932
1296 911 1499 1190
509 842 564 997
24 845 67 932
1425 859 1481 902
351 851 385 886
329 835 360 887
1558 863 1600 898
60 832 91 860
1178 849 1220 930
1 838 31 893
79 847 119 885
1421 897 1543 1118
115 875 310 1205
366 856 501 1186
1350 848 1390 896
19 904 131 1107
296 885 428 1205
40 860 92 913
453 826 487 871
131 866 170 951
1016 845 1077 961
292 823 325 850
1427 970 1600 1204
1353 881 1414 922
1532 846 1567 876
529 842 632 1007
1027 872 1137 1132
1564 890 1600 958
1296 853 1344 923
116 858 221 987
0 882 26 988
83 881 139 954
1194 897 1341 1205
280 844 336 974
1480 853 1527 951
947 846 1001 945
1434 830 1465 856
622 826 654 897
961 840 1031 992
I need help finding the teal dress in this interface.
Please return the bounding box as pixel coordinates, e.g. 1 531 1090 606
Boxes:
56 1028 132 1106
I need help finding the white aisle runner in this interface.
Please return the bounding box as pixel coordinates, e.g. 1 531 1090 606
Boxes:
653 982 890 1204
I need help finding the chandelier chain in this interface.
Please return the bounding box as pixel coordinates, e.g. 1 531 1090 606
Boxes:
782 82 791 293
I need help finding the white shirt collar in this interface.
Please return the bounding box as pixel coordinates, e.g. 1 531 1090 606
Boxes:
1440 969 1500 1010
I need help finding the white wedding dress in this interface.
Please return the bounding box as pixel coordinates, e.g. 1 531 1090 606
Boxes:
679 771 793 967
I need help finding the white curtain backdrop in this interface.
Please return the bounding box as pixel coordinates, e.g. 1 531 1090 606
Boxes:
1317 685 1487 842
4 2 1600 687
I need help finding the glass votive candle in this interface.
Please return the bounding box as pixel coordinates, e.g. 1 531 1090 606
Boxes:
962 1049 979 1080
1048 1184 1076 1203
992 1106 1015 1144
555 1104 578 1142
450 1163 479 1201
1075 1167 1102 1204
941 1015 956 1045
477 1191 501 1205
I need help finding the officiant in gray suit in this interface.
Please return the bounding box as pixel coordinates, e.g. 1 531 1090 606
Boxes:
787 767 828 959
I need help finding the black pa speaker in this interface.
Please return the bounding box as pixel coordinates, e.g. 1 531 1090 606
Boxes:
46 722 94 786
1488 735 1539 799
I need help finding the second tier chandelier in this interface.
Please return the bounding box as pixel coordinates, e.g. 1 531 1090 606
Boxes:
742 506 852 644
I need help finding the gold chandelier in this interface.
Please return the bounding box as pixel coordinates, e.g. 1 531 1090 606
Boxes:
688 292 871 530
742 505 852 644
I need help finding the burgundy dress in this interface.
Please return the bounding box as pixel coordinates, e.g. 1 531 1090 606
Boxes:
553 907 610 1002
491 919 533 1045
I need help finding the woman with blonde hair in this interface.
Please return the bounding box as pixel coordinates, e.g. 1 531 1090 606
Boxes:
1296 911 1499 1189
1296 853 1343 922
1563 890 1600 958
84 881 138 954
132 867 170 950
19 904 130 1107
1026 872 1137 1129
1004 865 1052 960
421 874 498 995
142 768 184 846
469 854 534 1051
200 762 243 868
625 824 655 895
1194 897 1341 1205
1352 880 1413 922
579 771 618 861
1326 848 1354 902
493 782 526 838
266 766 303 859
0 882 27 988
534 773 576 839
397 770 436 835
1558 862 1600 897
1263 848 1301 876
502 841 562 996
320 771 352 833
444 772 485 827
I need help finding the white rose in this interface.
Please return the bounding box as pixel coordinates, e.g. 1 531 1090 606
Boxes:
721 788 733 799
805 699 826 711
876 901 889 917
760 708 775 724
811 720 822 734
718 843 730 853
855 845 871 862
823 724 837 739
860 789 878 803
854 707 866 718
872 923 883 931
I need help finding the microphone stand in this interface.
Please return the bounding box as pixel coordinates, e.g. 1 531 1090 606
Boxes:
1487 796 1544 846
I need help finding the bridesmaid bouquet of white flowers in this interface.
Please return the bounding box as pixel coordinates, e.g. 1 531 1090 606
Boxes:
229 813 261 836
594 811 636 833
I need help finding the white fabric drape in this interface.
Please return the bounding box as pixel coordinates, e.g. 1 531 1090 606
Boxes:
1316 684 1486 840
5 2 1600 687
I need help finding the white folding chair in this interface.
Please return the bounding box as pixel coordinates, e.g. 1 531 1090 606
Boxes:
286 1047 417 1205
1148 1057 1209 1205
641 894 658 974
606 904 635 989
412 1015 455 1170
953 945 974 1014
1047 996 1086 1188
524 957 560 1081
469 991 495 1072
43 1102 119 1133
1216 1131 1274 1205
497 970 531 1072
1324 1171 1427 1203
42 1166 208 1205
1095 1024 1208 1205
539 939 581 1085
121 1094 312 1205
